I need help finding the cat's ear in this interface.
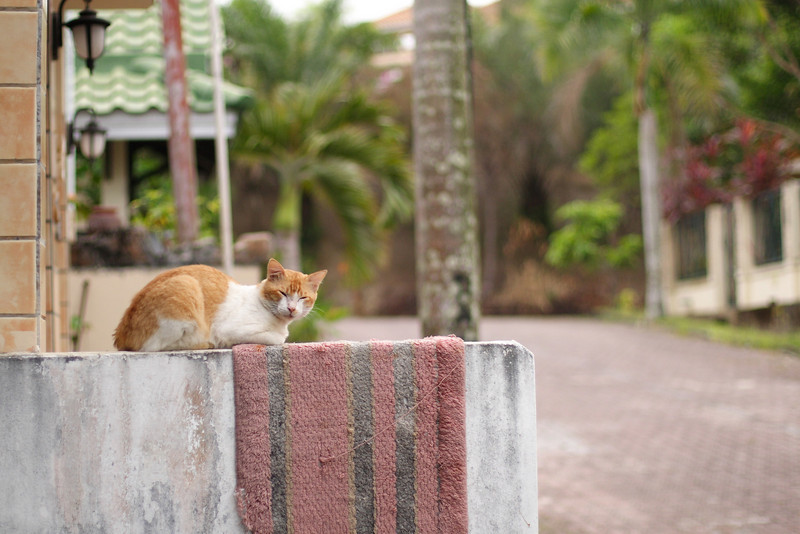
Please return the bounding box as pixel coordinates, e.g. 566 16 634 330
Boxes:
306 269 327 291
266 258 285 281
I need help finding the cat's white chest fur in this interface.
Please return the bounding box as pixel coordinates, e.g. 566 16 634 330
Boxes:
211 282 290 348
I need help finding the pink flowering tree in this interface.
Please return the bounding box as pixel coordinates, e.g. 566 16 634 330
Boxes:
663 120 799 222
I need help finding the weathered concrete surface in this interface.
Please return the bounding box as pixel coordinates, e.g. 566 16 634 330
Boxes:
466 341 538 532
0 342 537 533
0 350 240 533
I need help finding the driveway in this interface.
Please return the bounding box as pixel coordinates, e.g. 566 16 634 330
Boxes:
326 316 800 533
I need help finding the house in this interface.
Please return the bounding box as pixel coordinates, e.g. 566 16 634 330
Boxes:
71 0 252 228
0 0 152 353
0 0 249 353
662 173 800 326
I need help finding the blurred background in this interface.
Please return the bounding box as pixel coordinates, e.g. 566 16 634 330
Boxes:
55 0 800 351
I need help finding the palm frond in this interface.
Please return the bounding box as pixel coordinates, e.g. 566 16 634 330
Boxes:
222 0 291 93
231 71 412 282
651 14 727 116
307 159 382 284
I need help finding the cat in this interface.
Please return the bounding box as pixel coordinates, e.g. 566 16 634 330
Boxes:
113 258 327 351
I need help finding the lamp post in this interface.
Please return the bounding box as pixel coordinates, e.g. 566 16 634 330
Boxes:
69 109 107 160
52 0 111 74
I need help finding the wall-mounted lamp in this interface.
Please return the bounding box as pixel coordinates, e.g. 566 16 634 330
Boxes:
52 0 111 74
69 109 107 160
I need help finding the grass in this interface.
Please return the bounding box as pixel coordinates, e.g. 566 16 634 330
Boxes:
656 315 800 355
601 309 800 355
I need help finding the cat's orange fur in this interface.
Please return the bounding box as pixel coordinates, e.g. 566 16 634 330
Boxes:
113 259 326 351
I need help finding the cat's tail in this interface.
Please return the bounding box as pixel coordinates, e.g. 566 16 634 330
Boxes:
112 317 134 351
113 302 149 351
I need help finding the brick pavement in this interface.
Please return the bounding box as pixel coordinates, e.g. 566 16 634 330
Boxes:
328 316 800 534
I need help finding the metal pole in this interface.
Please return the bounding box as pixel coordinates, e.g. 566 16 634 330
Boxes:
208 0 234 275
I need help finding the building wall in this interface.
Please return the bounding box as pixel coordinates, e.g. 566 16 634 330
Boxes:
46 4 72 352
663 179 800 318
734 179 800 310
0 0 48 352
100 140 131 227
663 204 730 317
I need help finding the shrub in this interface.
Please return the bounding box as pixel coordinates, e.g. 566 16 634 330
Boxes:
546 198 642 270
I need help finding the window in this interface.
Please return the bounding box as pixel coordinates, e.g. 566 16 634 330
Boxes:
753 189 782 265
675 210 707 280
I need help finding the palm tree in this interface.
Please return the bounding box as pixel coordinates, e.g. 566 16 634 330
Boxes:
233 75 411 282
222 0 411 281
222 0 394 93
413 0 480 340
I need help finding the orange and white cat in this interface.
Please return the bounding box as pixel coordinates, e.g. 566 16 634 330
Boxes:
113 259 327 351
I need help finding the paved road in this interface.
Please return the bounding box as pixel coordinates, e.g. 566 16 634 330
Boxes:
325 316 800 534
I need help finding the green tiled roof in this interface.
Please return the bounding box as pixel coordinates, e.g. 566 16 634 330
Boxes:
74 0 253 115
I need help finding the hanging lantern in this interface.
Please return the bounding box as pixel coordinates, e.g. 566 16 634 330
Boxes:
52 0 111 74
77 118 107 160
65 6 111 73
68 109 107 160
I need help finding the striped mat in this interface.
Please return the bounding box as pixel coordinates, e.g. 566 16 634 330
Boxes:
232 337 468 534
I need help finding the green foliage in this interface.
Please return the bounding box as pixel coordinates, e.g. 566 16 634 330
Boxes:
130 175 220 241
658 316 800 355
234 76 413 282
546 199 642 270
72 155 105 219
615 287 640 315
552 0 754 174
733 1 800 130
223 0 412 284
69 314 90 351
579 92 640 204
222 0 394 94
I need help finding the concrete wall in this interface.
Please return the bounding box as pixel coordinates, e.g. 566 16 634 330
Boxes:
0 341 538 533
466 341 538 532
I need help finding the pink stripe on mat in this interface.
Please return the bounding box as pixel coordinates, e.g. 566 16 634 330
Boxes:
413 338 440 533
435 336 469 533
233 344 273 534
370 341 398 533
287 342 352 533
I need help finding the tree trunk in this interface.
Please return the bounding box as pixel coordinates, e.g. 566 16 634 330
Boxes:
638 107 663 319
480 170 498 300
413 0 481 340
273 230 301 271
162 0 199 245
272 180 302 270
